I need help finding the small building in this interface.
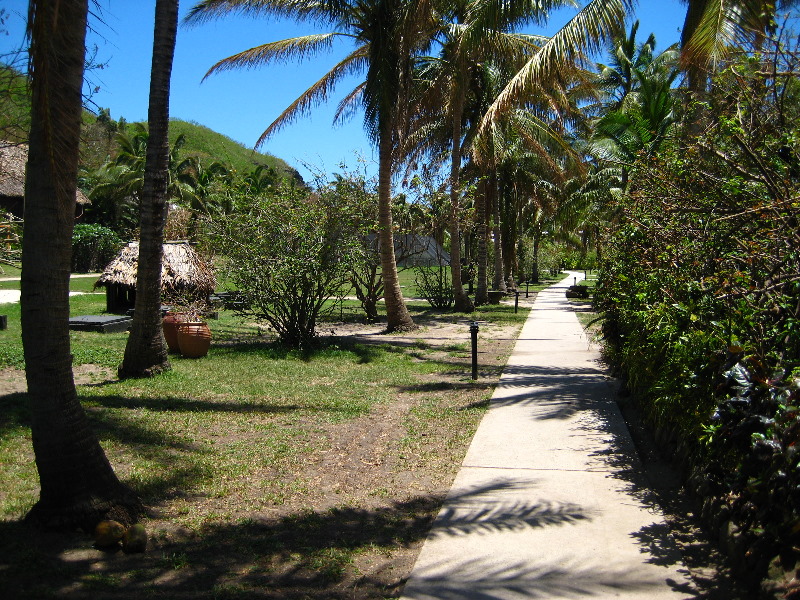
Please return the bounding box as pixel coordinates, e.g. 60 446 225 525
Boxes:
95 241 216 314
0 142 90 218
364 233 451 267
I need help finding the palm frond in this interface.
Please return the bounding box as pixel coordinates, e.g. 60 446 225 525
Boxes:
480 0 631 129
681 0 740 68
202 33 341 79
254 44 367 147
185 0 350 26
333 80 366 125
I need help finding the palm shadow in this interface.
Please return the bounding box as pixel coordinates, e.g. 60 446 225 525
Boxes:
0 481 593 600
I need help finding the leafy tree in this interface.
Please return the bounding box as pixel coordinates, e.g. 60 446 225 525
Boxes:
21 0 140 528
320 169 384 322
186 0 432 332
71 223 124 273
119 0 181 379
210 186 361 347
596 26 800 578
323 168 424 321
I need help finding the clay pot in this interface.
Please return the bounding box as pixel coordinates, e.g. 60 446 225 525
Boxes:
177 321 212 358
162 313 185 353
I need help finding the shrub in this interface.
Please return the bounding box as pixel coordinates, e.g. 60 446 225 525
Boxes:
595 35 800 578
208 186 360 348
71 223 123 273
414 265 453 310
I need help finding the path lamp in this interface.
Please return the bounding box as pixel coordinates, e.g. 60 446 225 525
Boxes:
470 321 479 380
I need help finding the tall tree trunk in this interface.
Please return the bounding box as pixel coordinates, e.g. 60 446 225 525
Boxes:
681 0 710 105
501 184 517 287
490 171 506 292
119 0 179 378
22 0 140 529
448 85 473 313
378 124 415 332
474 177 489 305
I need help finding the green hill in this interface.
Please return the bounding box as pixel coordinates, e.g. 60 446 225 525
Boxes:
1 65 302 183
81 115 303 183
168 119 301 182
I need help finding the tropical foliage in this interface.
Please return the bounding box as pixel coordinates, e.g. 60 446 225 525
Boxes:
208 184 362 347
595 17 800 578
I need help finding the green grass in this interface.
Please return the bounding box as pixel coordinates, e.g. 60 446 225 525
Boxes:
0 275 536 598
166 119 299 180
0 264 22 278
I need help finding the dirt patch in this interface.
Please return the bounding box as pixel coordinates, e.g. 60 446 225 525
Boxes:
0 363 115 395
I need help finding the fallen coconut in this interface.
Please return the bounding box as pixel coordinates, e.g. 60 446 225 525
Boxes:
122 523 148 554
94 520 125 547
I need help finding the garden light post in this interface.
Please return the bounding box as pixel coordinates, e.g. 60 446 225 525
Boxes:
470 321 479 380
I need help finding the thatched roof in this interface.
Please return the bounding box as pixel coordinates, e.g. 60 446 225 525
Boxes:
0 142 90 204
96 241 216 294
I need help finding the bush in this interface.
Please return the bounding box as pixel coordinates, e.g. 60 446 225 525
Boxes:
71 224 123 273
208 186 360 347
414 266 453 309
596 36 800 579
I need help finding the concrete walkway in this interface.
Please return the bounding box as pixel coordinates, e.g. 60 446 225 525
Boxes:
400 272 696 600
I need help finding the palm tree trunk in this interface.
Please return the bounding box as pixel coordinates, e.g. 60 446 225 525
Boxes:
22 0 140 529
501 184 517 287
449 86 474 313
378 124 415 332
120 0 179 378
475 177 489 305
681 0 710 99
490 171 506 292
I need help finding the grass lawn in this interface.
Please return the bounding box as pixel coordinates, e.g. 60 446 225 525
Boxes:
0 277 559 599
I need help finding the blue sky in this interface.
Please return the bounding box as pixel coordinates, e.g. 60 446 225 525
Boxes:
1 1 687 181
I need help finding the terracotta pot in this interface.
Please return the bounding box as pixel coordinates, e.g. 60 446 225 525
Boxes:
162 313 185 353
177 321 212 358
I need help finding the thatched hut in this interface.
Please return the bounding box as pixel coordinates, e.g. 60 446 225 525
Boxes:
0 142 90 218
95 241 216 313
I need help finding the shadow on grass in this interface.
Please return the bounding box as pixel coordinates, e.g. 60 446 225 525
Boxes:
208 334 404 366
0 481 597 600
0 392 31 434
82 393 307 415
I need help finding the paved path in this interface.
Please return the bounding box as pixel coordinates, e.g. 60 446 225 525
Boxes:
0 273 102 304
401 272 695 600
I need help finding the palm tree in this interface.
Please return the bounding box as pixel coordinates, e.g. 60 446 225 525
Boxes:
590 24 680 174
679 0 800 92
596 20 660 110
83 162 141 232
186 0 433 332
179 157 232 239
21 0 140 528
237 163 281 198
86 125 195 236
119 0 181 379
479 0 634 129
410 1 558 310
